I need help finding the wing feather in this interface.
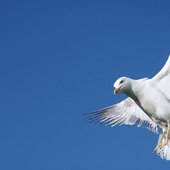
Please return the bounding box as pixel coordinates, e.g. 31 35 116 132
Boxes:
86 97 158 133
151 55 170 100
152 54 170 81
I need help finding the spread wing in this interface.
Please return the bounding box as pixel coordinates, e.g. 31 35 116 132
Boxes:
86 97 158 133
151 54 170 99
152 54 170 81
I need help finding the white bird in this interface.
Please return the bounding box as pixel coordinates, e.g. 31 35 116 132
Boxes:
87 54 170 160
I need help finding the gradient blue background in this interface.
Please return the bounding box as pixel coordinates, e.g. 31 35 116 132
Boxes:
0 0 170 169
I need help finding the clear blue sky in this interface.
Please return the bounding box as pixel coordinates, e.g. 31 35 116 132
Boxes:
0 0 170 169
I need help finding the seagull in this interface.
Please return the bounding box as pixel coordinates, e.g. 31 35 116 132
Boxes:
87 54 170 160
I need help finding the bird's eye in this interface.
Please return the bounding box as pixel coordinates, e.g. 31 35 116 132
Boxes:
120 80 124 84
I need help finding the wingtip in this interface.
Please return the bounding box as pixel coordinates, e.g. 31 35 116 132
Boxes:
168 53 170 59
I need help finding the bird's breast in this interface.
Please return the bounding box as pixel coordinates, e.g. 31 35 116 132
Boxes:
137 87 170 121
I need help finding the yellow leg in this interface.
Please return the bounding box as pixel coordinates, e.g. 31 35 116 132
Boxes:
154 121 170 152
161 121 170 148
153 131 165 152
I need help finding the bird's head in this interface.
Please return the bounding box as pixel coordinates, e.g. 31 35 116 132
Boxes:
113 77 131 95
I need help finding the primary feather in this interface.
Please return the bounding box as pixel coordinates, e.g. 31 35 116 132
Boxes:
87 97 158 132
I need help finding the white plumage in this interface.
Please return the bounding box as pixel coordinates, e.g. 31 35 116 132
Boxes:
88 54 170 160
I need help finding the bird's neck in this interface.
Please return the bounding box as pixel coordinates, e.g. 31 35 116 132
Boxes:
124 79 141 103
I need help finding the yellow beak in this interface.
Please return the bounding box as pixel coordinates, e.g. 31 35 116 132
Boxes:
114 88 120 95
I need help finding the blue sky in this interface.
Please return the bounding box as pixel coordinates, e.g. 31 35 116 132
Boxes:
0 0 170 169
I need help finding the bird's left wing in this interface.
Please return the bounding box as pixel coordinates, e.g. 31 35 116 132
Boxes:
87 97 158 133
151 54 170 99
152 54 170 81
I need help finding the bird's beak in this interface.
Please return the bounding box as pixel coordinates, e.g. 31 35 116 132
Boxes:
114 88 120 95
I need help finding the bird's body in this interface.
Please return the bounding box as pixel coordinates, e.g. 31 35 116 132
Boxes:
131 78 170 122
88 54 170 160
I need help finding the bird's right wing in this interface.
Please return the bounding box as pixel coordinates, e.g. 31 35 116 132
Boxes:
87 97 158 133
